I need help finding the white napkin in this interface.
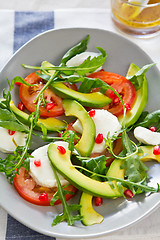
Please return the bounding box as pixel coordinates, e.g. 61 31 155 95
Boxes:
0 8 160 240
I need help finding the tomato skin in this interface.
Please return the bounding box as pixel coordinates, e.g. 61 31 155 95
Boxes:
88 71 136 117
13 167 77 206
19 72 77 118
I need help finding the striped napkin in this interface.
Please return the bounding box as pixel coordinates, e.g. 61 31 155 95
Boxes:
0 9 160 240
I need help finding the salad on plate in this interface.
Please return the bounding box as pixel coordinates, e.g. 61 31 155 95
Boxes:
0 35 160 227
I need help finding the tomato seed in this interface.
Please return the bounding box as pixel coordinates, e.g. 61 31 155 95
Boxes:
153 145 160 155
113 97 120 104
46 102 55 111
94 197 103 206
89 109 96 117
95 133 103 144
18 102 25 111
8 129 16 135
57 145 66 154
39 193 48 201
34 159 41 167
124 189 134 198
149 126 157 132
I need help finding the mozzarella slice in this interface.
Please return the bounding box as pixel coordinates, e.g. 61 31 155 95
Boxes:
73 109 121 153
0 127 27 153
29 141 70 188
134 126 160 145
66 52 102 72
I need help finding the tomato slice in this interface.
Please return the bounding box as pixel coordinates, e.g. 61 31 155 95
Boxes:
88 71 136 117
13 167 77 206
19 72 77 118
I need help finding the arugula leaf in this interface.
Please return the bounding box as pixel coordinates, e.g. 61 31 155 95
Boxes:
61 35 89 65
50 163 82 226
120 131 148 183
127 63 155 90
134 110 160 131
9 76 33 91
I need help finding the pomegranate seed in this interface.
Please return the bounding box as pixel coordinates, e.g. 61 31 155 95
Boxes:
124 189 134 198
95 133 103 144
149 126 157 132
109 91 116 99
125 103 131 111
94 197 103 206
8 129 16 135
39 193 48 201
89 109 96 117
18 102 24 111
46 102 55 111
34 159 41 167
15 82 21 86
100 69 104 72
113 97 120 104
153 145 160 155
57 145 66 154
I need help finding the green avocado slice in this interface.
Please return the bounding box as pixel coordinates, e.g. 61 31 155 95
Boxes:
80 192 104 226
48 143 123 198
10 100 66 132
118 63 148 127
63 99 95 156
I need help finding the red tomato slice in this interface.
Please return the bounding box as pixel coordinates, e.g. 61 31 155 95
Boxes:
13 167 77 206
88 71 136 117
19 72 77 118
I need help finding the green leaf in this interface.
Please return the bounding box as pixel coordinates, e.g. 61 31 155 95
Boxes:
135 110 160 131
127 63 155 90
61 35 90 65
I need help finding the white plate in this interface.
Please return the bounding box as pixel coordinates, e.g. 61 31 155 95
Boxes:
0 28 160 239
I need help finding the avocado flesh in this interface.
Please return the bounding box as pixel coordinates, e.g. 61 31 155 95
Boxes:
118 63 148 128
51 82 111 108
48 143 123 198
10 100 66 132
139 145 160 163
63 99 96 156
42 61 111 108
80 192 104 226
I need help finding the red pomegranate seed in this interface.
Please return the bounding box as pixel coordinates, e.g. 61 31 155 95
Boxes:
94 197 103 206
15 81 21 86
125 103 131 111
149 126 157 132
57 145 66 154
46 102 55 111
100 69 104 72
34 159 41 167
8 129 16 135
89 109 96 117
18 102 24 111
95 133 103 144
39 193 48 201
124 189 134 198
153 145 160 155
109 91 116 99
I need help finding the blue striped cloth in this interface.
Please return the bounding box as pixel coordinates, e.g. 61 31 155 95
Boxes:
6 11 55 240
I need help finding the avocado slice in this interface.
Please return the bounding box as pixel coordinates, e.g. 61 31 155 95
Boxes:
48 143 123 198
80 192 104 226
79 159 125 226
10 100 66 132
118 63 148 127
63 99 95 156
42 61 111 108
139 145 160 163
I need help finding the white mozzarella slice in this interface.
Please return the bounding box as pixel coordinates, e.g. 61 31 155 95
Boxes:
134 126 160 145
73 109 121 153
0 127 27 153
29 142 69 188
66 52 102 72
